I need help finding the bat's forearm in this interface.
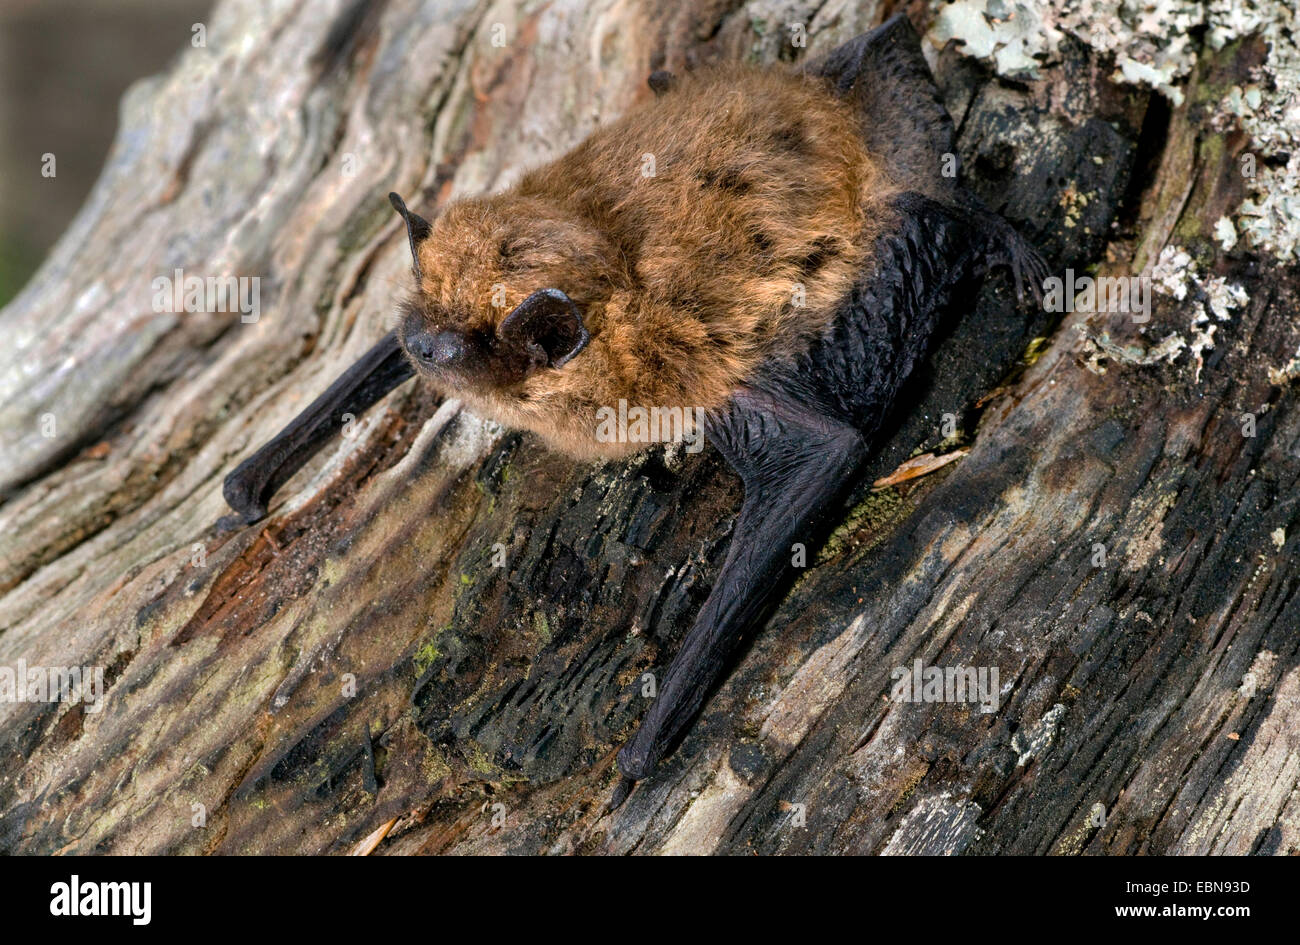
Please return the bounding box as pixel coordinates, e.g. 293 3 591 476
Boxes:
222 331 415 523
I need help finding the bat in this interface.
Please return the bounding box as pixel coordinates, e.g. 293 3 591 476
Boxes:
222 13 1047 809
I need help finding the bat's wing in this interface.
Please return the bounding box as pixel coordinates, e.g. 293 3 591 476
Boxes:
610 189 1047 805
805 13 957 202
222 331 414 523
613 388 867 802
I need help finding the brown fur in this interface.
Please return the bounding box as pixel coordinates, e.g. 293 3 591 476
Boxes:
404 63 893 458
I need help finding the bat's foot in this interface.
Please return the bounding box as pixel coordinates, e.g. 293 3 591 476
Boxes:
616 741 652 780
608 775 637 811
1010 242 1051 307
609 741 652 810
979 212 1050 306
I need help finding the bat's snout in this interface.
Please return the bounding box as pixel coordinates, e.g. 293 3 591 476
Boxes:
403 327 475 373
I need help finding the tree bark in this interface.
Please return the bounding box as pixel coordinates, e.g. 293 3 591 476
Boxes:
1 0 1297 855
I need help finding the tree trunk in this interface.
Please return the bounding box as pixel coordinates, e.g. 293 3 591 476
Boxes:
1 0 1297 855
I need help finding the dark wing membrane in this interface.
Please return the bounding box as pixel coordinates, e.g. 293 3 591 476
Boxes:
615 388 867 794
805 13 958 202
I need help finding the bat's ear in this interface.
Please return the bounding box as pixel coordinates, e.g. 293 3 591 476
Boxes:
388 192 432 281
498 288 589 371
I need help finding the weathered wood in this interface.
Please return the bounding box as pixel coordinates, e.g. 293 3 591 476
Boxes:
1 0 1297 856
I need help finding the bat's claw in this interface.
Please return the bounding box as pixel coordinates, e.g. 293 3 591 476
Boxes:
222 465 268 524
1014 246 1050 307
982 214 1048 307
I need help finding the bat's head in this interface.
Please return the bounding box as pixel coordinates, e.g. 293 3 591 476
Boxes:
389 192 621 399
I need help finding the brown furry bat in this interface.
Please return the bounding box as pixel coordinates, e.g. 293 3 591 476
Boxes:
398 65 889 458
223 14 1046 808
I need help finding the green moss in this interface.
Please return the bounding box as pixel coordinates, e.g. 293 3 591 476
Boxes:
1175 132 1228 244
421 747 452 784
532 611 551 645
820 488 908 562
413 637 442 677
1020 335 1050 367
465 740 496 775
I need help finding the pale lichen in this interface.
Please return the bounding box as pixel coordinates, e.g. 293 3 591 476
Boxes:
927 0 1300 260
1150 244 1247 322
1215 6 1300 261
1011 702 1066 766
1079 245 1246 379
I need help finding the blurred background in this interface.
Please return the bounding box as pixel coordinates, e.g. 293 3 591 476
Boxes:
0 0 211 307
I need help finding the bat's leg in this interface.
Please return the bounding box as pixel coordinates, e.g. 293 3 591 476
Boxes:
222 330 415 523
613 388 866 800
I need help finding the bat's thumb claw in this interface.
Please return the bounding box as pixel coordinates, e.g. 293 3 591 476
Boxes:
611 741 649 810
608 776 637 811
222 465 268 524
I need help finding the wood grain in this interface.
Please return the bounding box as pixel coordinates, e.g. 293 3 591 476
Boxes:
0 0 1295 856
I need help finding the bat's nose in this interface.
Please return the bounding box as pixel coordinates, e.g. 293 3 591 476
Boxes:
405 328 470 370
